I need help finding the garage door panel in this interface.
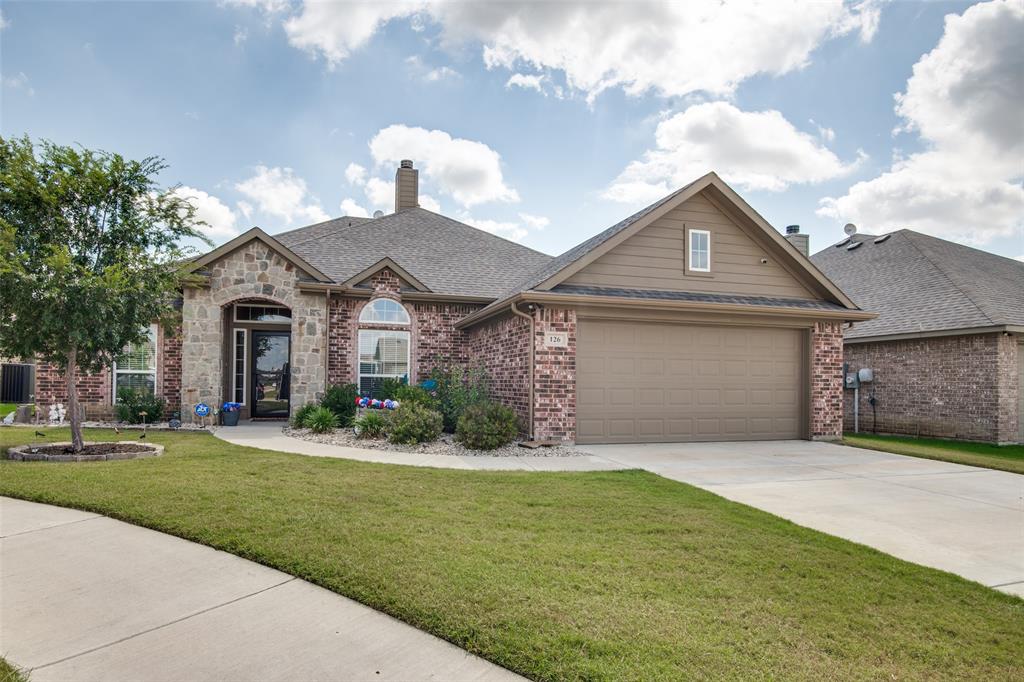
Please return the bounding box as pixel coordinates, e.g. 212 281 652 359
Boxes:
577 320 804 444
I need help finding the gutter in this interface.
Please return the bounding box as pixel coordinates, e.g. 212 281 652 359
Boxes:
844 324 1024 345
509 301 535 441
295 282 493 304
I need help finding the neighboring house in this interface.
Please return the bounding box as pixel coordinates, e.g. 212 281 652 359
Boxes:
812 230 1024 444
33 162 873 443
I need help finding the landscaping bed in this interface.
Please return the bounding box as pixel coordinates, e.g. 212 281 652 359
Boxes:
1 427 1021 681
286 426 584 457
7 440 162 462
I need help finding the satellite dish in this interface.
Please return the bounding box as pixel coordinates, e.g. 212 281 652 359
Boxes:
843 223 857 236
372 210 384 219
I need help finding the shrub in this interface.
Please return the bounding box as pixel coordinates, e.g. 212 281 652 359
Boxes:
393 384 439 410
292 402 318 428
388 402 443 445
430 365 491 432
320 384 359 426
379 376 407 400
456 401 520 450
115 388 167 424
303 406 339 433
354 410 390 439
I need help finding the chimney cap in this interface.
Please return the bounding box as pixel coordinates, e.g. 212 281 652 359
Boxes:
400 159 414 169
785 224 800 235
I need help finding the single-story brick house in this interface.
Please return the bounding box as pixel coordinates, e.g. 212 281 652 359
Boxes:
32 162 875 443
812 230 1024 444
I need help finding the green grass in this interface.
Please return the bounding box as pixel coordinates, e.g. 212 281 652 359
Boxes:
0 657 28 682
0 403 18 418
1 428 1021 681
845 433 1024 474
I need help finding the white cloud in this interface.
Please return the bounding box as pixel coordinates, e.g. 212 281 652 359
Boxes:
339 198 369 218
171 186 239 241
418 193 441 213
223 0 291 14
363 177 395 209
237 200 254 220
506 73 544 93
345 162 367 186
518 212 549 230
369 124 518 207
819 0 1024 245
405 55 461 83
0 10 9 30
605 102 859 202
233 26 248 46
235 165 329 225
244 1 877 101
2 71 35 96
425 65 459 82
458 213 528 243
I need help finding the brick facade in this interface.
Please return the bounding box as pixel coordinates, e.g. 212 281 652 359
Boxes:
843 332 1021 443
466 311 532 431
810 321 845 440
532 306 576 442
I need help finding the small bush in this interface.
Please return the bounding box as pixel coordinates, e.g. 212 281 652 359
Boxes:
393 384 439 410
388 402 443 445
456 401 520 450
292 402 317 428
115 389 167 424
354 410 390 439
321 384 359 426
379 376 407 400
304 406 340 433
430 365 491 432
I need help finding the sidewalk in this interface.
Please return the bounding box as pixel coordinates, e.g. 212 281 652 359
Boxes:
0 497 523 682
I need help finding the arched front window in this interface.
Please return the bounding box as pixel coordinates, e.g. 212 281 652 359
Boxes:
359 298 410 325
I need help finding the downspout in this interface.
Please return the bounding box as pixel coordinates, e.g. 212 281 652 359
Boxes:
510 301 535 441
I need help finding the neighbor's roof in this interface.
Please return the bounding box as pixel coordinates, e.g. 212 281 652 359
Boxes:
273 208 552 298
811 229 1024 340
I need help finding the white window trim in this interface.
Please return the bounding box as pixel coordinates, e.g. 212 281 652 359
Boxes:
232 328 247 405
112 324 159 404
358 329 411 391
689 229 711 273
233 303 291 325
359 298 411 325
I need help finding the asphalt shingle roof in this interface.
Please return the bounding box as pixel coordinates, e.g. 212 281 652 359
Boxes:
810 229 1024 339
273 208 552 298
553 285 850 311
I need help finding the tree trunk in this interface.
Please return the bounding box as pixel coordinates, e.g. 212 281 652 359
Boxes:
66 347 84 452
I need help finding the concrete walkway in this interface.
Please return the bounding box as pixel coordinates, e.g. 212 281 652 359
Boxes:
217 424 1024 595
0 497 522 682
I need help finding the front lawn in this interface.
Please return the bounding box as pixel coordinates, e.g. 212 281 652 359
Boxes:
0 657 28 682
1 428 1020 680
845 433 1024 475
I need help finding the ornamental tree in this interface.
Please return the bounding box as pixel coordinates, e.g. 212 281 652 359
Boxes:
0 136 209 451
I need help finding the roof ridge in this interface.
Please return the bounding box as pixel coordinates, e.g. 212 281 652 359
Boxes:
900 230 997 326
412 207 553 258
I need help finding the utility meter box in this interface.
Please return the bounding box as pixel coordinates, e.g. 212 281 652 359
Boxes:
858 368 874 383
845 372 860 389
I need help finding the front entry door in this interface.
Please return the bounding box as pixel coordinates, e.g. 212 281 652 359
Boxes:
252 331 290 418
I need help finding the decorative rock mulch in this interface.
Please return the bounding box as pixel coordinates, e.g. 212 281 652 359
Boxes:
7 441 164 462
285 427 587 458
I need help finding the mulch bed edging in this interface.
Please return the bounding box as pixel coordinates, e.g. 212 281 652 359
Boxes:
7 441 163 462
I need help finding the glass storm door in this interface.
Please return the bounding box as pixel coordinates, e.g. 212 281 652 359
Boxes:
252 331 290 418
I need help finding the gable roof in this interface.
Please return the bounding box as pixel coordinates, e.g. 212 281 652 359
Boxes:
811 229 1024 340
461 172 863 325
274 208 552 298
338 257 431 292
189 227 333 282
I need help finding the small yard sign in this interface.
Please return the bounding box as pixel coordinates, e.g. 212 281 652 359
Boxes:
545 332 569 348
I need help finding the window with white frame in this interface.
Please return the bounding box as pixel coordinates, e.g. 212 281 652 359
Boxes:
234 304 290 323
113 325 158 401
358 330 410 397
689 229 711 272
232 329 247 404
359 298 410 324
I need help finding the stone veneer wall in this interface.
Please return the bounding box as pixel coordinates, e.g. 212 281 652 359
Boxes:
181 241 327 420
843 332 1020 443
532 306 576 442
810 320 844 440
466 311 532 430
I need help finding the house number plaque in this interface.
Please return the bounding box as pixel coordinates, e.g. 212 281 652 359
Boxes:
545 332 568 348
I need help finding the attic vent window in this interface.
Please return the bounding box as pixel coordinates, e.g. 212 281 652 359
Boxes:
846 241 863 251
873 234 892 244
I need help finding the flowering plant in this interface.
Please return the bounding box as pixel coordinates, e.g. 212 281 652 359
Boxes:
221 401 242 413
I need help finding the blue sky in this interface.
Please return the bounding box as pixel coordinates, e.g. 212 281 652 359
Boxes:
2 1 1021 260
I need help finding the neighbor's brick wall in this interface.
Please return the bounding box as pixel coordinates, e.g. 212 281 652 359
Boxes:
533 306 576 442
810 320 844 440
467 311 532 430
843 332 1020 443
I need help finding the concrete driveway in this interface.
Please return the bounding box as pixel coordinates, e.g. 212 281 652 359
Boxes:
587 440 1024 596
0 497 522 682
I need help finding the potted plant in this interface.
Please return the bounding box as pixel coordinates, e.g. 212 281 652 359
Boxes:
221 402 242 426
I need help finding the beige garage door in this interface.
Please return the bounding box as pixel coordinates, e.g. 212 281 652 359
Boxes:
576 320 804 444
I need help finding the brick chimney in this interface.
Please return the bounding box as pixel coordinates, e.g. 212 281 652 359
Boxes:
394 159 418 211
784 224 809 257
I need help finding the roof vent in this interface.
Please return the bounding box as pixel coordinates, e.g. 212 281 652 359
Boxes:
846 241 862 251
786 224 800 235
873 234 892 244
400 159 413 169
835 237 851 247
